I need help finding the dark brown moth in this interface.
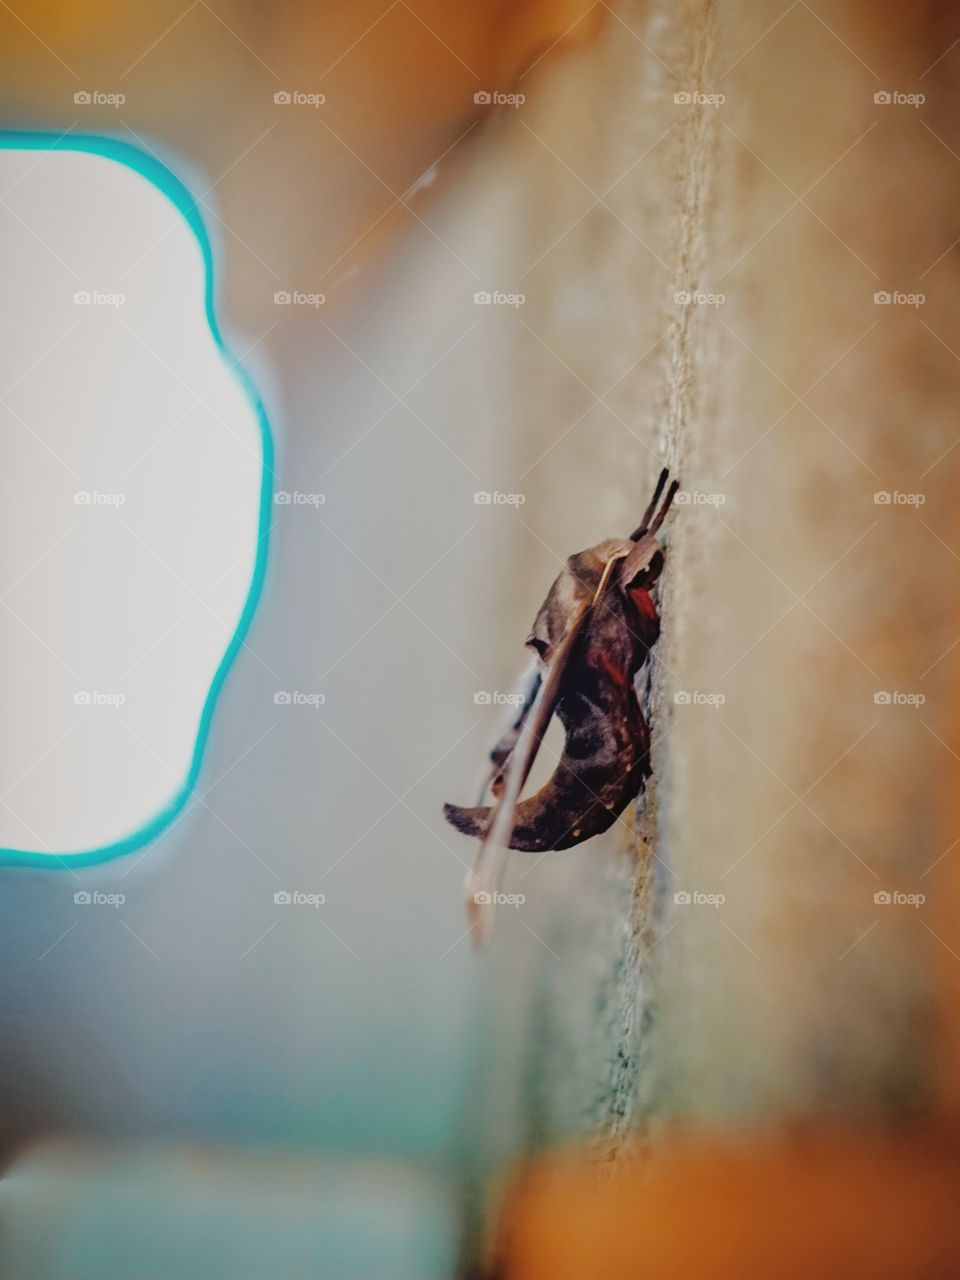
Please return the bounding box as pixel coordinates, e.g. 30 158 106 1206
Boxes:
444 468 678 941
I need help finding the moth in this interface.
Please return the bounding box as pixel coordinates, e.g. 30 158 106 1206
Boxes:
444 468 678 943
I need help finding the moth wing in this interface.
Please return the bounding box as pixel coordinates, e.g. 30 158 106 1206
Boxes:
473 657 541 805
465 592 595 944
619 532 662 588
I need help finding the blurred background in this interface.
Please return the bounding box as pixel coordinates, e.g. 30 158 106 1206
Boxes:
1 1 960 1276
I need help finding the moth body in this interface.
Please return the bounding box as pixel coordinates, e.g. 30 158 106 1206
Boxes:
444 468 677 874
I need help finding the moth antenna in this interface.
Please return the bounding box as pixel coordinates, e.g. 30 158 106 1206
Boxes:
631 467 669 540
647 478 680 539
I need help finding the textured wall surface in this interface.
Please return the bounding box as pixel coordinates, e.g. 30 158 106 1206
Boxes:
455 0 717 1172
464 0 960 1174
655 0 960 1129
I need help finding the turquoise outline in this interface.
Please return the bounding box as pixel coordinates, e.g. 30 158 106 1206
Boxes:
0 131 274 869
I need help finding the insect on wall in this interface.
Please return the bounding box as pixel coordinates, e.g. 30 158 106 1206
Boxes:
445 469 678 944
